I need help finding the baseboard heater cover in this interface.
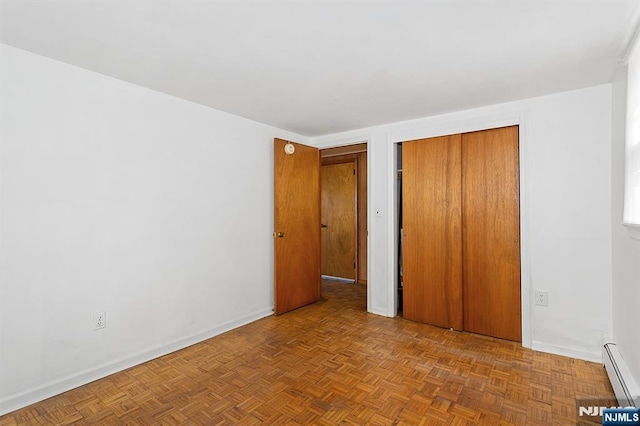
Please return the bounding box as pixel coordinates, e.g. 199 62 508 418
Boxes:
604 343 640 407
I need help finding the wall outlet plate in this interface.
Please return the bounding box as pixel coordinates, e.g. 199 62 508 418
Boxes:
535 291 549 307
93 311 106 330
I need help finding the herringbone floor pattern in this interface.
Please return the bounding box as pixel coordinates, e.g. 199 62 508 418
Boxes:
1 280 615 425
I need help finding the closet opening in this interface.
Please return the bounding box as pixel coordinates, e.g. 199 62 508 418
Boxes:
396 142 403 316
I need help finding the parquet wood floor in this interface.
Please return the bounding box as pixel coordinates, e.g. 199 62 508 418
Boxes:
1 279 615 425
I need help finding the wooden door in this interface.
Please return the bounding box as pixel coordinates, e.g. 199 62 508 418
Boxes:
402 135 463 330
319 147 368 284
462 126 521 342
274 138 321 315
321 161 356 280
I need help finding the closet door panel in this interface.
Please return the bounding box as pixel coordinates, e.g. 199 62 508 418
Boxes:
403 135 463 330
462 126 521 342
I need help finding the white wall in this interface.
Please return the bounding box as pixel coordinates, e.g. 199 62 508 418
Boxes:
311 84 613 362
611 64 640 388
0 44 307 415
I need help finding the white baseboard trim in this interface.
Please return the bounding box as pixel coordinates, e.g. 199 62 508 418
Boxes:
532 340 602 363
321 275 355 283
0 307 273 417
369 306 392 317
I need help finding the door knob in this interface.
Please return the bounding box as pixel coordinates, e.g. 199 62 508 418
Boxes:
321 224 328 228
274 232 285 238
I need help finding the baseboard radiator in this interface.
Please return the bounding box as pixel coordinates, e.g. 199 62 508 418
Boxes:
604 343 640 407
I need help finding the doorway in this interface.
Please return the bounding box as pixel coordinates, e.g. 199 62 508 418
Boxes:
320 143 368 287
273 139 368 315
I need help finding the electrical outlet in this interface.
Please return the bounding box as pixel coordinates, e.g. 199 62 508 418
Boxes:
93 311 106 330
535 291 549 307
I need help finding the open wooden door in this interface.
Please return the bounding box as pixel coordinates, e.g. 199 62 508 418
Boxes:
274 138 321 315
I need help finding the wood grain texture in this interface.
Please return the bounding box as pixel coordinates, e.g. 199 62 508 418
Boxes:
321 161 356 280
321 151 368 284
462 126 521 342
274 138 321 315
402 134 463 330
358 152 367 283
0 279 615 425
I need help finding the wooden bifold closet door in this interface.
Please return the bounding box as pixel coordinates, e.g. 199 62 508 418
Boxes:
462 126 521 342
402 134 463 330
402 126 521 342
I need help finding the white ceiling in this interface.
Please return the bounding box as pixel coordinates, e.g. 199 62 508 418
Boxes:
2 0 639 136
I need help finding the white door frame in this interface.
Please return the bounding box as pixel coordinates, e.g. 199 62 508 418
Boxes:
313 136 373 313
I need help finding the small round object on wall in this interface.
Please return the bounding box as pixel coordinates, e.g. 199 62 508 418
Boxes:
284 143 295 155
